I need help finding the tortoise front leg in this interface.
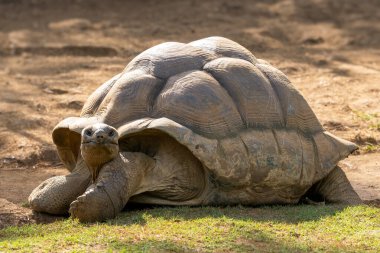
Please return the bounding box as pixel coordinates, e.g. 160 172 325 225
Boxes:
29 158 91 215
310 166 362 205
69 152 155 222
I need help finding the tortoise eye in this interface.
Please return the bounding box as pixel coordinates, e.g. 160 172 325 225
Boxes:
85 129 92 136
108 130 115 137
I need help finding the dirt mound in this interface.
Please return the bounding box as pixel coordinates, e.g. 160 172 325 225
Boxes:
0 199 32 229
0 198 65 229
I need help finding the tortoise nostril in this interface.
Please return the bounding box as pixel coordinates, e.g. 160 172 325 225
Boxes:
96 133 106 139
94 130 107 140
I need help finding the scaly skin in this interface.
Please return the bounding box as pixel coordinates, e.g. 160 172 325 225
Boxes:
28 158 91 214
69 152 155 222
311 166 362 205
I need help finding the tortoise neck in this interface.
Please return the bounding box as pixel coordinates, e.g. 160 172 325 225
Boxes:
120 152 156 196
85 152 156 215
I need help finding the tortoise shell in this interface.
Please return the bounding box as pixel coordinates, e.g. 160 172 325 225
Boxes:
53 36 356 192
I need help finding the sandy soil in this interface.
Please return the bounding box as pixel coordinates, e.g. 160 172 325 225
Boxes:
0 0 379 227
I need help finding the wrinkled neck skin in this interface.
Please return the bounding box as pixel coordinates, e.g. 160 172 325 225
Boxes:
81 143 119 182
117 152 157 198
98 151 156 198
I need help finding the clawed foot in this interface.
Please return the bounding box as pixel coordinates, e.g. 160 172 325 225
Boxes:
69 152 141 222
69 183 116 222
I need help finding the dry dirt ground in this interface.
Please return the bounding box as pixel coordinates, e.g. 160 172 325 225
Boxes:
0 0 379 228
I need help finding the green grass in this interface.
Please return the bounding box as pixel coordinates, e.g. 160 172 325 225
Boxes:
363 143 380 153
352 110 378 122
352 110 380 132
1 205 379 252
370 123 380 131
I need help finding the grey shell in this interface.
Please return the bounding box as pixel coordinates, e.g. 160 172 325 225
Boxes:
53 36 357 190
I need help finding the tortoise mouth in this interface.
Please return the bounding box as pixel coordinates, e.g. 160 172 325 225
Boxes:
81 140 119 145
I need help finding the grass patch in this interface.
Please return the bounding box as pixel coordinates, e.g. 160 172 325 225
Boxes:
352 110 378 122
352 110 380 132
0 205 379 252
370 122 380 131
363 143 380 153
350 109 380 152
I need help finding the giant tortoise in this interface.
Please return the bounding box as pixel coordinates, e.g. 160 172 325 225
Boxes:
29 36 361 222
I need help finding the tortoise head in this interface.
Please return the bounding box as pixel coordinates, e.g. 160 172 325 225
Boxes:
80 123 119 180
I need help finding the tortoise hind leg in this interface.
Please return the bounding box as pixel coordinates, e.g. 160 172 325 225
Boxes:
306 166 362 205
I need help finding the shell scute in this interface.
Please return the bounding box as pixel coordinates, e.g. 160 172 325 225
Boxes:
190 36 257 64
96 70 164 125
153 70 244 138
124 42 214 79
81 73 121 117
204 57 284 128
257 63 323 133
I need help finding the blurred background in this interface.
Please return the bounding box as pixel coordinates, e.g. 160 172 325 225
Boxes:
0 0 379 224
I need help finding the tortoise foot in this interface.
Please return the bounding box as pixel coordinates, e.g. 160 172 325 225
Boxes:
307 166 362 205
29 160 90 215
69 183 116 222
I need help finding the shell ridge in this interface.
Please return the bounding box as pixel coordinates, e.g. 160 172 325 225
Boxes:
237 134 252 183
240 132 261 184
271 129 281 156
189 36 258 64
81 73 122 117
310 133 322 181
202 70 246 132
203 66 249 128
98 70 166 126
147 75 165 115
257 64 287 127
297 130 305 185
256 63 324 133
124 42 215 79
204 57 285 129
152 70 245 138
